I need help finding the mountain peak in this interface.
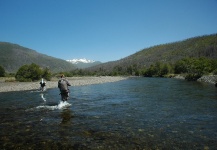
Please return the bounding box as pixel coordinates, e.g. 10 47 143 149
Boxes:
66 58 95 64
66 58 101 69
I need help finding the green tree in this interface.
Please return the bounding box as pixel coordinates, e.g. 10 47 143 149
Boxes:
143 64 157 77
0 65 5 77
28 63 42 81
42 67 52 81
159 64 169 76
174 59 189 74
126 66 133 75
181 57 213 81
15 63 42 82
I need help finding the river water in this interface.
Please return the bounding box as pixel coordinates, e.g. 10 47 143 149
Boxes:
0 77 217 149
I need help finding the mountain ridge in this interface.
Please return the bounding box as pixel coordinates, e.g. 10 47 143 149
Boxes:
0 42 76 73
1 33 216 74
86 33 217 72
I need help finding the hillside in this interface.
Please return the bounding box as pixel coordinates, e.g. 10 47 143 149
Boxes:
0 42 76 73
86 34 217 72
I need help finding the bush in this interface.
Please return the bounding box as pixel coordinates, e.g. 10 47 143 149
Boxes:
213 69 217 75
0 65 5 77
15 63 52 82
185 73 202 81
42 67 52 81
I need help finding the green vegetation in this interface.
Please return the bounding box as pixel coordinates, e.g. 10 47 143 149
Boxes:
10 57 216 82
1 33 217 82
0 65 5 77
63 57 217 82
174 57 217 80
143 62 171 77
86 34 217 75
15 63 52 82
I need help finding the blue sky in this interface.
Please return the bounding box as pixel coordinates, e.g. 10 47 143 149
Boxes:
1 0 217 62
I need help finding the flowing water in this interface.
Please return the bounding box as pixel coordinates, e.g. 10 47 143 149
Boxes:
0 77 217 149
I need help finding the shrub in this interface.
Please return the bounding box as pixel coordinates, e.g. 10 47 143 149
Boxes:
42 67 52 81
213 69 217 75
0 65 5 77
185 73 202 81
15 63 52 82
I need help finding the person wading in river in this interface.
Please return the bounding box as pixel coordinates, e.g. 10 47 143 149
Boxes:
58 74 71 101
39 78 46 91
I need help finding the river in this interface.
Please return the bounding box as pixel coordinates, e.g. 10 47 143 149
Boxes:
0 77 217 149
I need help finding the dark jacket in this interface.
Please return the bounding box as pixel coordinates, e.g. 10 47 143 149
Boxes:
58 78 71 92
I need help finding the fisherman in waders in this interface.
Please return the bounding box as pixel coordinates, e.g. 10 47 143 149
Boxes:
39 78 46 91
58 74 71 101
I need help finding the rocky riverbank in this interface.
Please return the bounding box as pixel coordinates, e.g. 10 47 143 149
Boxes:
0 76 128 92
1 75 216 93
174 74 217 85
197 75 217 84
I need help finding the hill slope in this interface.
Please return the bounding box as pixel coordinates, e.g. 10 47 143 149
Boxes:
0 42 76 73
87 34 217 72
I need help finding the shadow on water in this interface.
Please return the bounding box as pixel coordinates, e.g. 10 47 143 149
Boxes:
0 77 217 149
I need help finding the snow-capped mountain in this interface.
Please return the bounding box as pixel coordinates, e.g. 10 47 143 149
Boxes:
66 58 101 69
66 58 95 64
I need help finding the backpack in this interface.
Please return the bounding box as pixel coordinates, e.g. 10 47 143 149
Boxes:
58 79 68 92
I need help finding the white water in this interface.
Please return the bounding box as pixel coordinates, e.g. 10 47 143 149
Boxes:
26 101 71 111
40 93 46 102
37 101 71 110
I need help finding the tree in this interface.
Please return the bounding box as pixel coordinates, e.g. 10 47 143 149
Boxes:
159 64 169 77
174 59 188 74
42 67 52 81
0 65 5 77
15 63 43 82
143 64 157 77
28 63 43 81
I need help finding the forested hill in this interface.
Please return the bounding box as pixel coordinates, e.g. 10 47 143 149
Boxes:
0 42 75 73
87 34 217 72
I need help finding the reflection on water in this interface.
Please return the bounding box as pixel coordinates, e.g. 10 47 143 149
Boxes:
0 77 217 149
60 108 73 125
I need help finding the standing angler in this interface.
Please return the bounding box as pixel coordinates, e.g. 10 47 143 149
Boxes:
58 74 71 101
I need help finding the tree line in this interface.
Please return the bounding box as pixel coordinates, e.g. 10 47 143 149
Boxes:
66 57 217 81
0 63 52 82
0 57 217 81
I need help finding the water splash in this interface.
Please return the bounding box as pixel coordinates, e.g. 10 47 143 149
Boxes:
57 101 71 109
26 101 71 111
40 93 46 102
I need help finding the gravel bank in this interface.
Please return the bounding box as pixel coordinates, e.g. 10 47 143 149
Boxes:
174 74 217 85
197 75 217 84
0 76 128 92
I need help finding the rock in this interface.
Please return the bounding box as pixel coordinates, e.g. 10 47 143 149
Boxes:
197 75 217 84
174 75 185 80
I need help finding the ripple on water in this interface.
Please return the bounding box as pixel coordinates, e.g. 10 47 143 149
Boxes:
0 78 217 149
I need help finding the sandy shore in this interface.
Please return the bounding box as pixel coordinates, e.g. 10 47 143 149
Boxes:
0 76 128 92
